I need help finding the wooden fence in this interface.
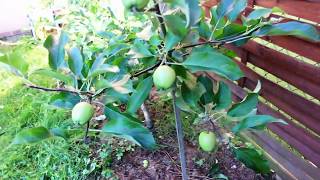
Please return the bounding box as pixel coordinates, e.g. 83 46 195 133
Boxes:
203 0 320 179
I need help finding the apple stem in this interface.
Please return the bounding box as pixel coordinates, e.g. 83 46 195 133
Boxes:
172 87 188 180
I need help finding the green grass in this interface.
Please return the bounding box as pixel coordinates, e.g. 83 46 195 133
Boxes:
0 44 117 179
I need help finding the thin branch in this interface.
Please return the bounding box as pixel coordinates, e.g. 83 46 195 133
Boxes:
25 84 94 96
131 60 161 78
153 1 166 36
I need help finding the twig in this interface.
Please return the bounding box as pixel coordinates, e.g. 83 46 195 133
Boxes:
172 87 189 180
131 61 161 78
153 0 166 37
25 84 94 96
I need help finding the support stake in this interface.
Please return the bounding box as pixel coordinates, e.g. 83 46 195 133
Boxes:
172 88 188 180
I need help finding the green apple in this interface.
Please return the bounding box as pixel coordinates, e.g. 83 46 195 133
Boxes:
72 102 95 125
153 65 176 89
199 131 217 152
122 0 150 11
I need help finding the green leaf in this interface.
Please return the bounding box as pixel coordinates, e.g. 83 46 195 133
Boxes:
49 92 81 109
217 0 247 22
198 20 211 39
88 54 119 78
246 8 272 21
129 40 154 58
105 43 130 57
104 105 140 123
183 47 243 80
181 81 206 109
0 51 29 75
198 75 215 105
184 0 201 27
31 69 73 85
164 14 188 37
232 115 287 133
12 127 52 144
44 32 69 70
164 31 184 51
253 22 320 42
50 128 69 139
227 93 258 117
127 76 153 114
218 23 246 39
103 105 156 150
234 147 271 174
214 81 232 110
68 47 83 77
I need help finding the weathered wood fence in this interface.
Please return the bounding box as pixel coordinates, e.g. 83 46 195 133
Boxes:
203 0 320 179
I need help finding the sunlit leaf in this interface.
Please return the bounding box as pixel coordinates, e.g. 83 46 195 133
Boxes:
127 76 153 114
232 115 287 133
227 93 259 117
44 32 69 70
49 92 81 109
253 22 320 42
68 47 83 77
183 47 243 80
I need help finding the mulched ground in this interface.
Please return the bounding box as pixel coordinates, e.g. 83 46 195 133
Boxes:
111 95 273 180
88 91 275 179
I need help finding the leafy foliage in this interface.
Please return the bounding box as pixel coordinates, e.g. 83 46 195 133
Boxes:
1 0 319 176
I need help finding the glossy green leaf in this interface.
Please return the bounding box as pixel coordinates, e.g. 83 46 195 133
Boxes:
227 93 259 117
184 0 201 27
105 43 130 57
181 82 206 109
164 14 188 37
31 69 73 85
246 8 272 21
68 47 83 77
164 31 184 51
103 105 156 149
217 0 247 22
253 22 320 42
198 20 211 39
129 40 153 58
234 147 270 174
127 76 153 114
232 115 287 133
50 128 69 139
49 92 81 109
198 76 215 105
12 127 52 144
88 54 120 78
183 47 244 80
44 32 69 70
214 81 232 110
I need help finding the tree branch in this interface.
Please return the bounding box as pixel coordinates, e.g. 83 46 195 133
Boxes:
25 84 94 96
131 61 161 78
153 1 166 36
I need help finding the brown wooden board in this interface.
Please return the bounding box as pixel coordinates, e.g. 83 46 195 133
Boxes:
261 36 320 63
243 131 320 180
205 72 320 167
235 59 320 134
240 41 320 100
255 0 320 23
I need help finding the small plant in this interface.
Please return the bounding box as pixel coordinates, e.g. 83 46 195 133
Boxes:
1 0 319 179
